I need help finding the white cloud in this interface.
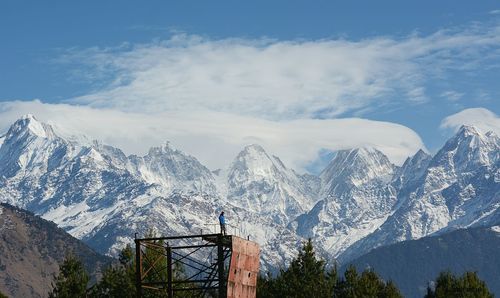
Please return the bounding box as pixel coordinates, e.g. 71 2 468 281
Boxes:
440 107 500 135
60 26 500 120
4 25 500 172
0 100 426 171
440 90 464 102
406 87 428 103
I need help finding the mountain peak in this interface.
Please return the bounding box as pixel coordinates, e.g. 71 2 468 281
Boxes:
351 146 384 157
147 141 179 156
454 125 499 143
241 144 267 154
332 146 391 166
433 123 499 170
7 114 55 139
232 144 273 170
160 141 175 150
415 148 427 155
456 125 481 138
232 144 275 167
393 148 432 189
19 113 37 121
228 144 314 224
320 146 394 187
444 124 499 150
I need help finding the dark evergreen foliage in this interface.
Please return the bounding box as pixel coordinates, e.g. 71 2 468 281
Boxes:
88 245 136 298
335 265 403 298
256 239 402 298
425 271 494 298
257 239 335 297
44 237 494 298
48 254 90 298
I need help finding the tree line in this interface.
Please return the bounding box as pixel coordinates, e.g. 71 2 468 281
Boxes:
257 239 493 298
46 239 493 297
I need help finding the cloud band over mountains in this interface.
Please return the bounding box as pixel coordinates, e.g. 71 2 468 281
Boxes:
0 100 425 171
1 23 499 172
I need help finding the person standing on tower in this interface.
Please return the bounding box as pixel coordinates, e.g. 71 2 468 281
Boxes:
219 211 226 235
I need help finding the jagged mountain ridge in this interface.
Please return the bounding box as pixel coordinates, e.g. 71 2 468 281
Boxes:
0 115 308 270
293 147 399 257
0 115 498 270
227 144 319 225
337 125 500 263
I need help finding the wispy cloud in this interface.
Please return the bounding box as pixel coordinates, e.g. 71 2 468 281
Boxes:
59 25 500 120
440 90 464 102
407 87 428 103
489 10 500 15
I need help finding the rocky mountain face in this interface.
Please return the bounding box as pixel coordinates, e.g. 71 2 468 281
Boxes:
0 115 498 272
0 116 307 270
227 144 318 225
293 147 398 257
0 203 111 298
337 126 500 262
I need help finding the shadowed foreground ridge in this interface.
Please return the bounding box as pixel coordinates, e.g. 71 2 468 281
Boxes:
0 203 112 298
345 226 500 298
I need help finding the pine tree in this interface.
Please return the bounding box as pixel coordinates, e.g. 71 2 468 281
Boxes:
256 240 403 298
257 273 278 298
326 263 339 296
459 271 493 298
270 239 334 298
425 271 493 298
358 270 386 297
382 280 403 298
0 291 8 298
48 254 89 298
336 265 358 298
335 265 403 298
89 245 136 298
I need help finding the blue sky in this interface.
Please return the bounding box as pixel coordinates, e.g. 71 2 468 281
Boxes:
1 1 499 172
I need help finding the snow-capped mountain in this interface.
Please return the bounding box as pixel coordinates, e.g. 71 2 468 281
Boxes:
0 115 498 270
337 125 500 263
392 149 432 192
128 142 218 194
0 115 303 270
227 144 319 225
293 147 398 257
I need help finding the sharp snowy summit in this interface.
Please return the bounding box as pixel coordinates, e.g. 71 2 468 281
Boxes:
227 144 319 225
0 115 498 270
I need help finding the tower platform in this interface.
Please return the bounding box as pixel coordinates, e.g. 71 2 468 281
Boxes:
134 233 260 298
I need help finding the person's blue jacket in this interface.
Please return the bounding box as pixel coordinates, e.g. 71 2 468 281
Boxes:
219 214 225 225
